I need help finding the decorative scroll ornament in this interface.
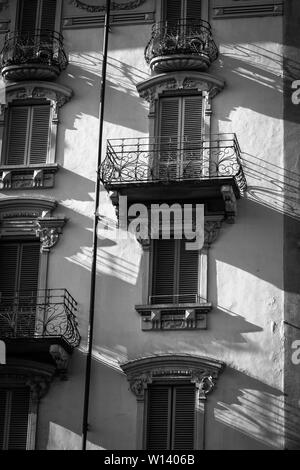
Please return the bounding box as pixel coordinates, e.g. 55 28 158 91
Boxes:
35 214 67 252
70 0 146 12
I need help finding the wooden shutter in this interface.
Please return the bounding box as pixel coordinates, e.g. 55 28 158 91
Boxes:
146 386 171 450
0 388 30 450
172 385 195 450
178 239 199 303
159 98 180 179
19 0 39 32
152 240 175 304
40 0 57 31
146 385 195 451
183 96 203 177
0 244 19 298
18 243 40 294
186 0 202 19
29 105 50 165
164 0 182 23
6 107 29 166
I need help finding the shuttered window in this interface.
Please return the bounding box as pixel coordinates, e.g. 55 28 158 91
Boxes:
6 104 50 166
146 384 195 450
18 0 57 32
0 242 40 336
0 388 30 450
152 239 199 304
164 0 202 21
158 96 203 178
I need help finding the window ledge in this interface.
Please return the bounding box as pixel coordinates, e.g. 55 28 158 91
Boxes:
0 164 59 190
135 302 212 331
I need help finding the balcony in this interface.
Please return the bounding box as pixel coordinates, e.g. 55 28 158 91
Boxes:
136 294 212 331
145 19 218 73
100 134 246 212
0 30 68 81
0 289 80 367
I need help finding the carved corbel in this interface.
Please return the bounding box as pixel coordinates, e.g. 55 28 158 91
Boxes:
204 220 222 248
25 375 52 402
221 185 237 223
0 170 12 189
36 215 67 252
127 373 152 401
49 344 70 379
33 169 44 188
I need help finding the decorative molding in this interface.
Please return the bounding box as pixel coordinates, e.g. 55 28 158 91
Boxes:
49 344 70 379
136 304 212 331
70 0 147 12
121 354 225 400
63 11 154 28
204 217 223 248
2 82 73 113
0 165 58 190
213 2 283 19
136 71 225 105
36 214 67 252
221 185 237 223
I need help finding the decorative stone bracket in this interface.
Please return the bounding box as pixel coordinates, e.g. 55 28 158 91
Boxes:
70 0 147 12
36 213 67 252
221 185 237 224
49 344 70 379
121 355 225 401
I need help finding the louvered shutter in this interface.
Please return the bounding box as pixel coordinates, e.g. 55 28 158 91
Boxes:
146 386 171 450
0 389 7 449
40 0 57 31
186 0 202 19
6 107 29 166
19 0 38 32
178 239 199 303
172 385 195 450
164 0 182 23
6 388 30 450
152 240 175 304
18 243 40 336
29 105 50 165
0 244 19 298
183 96 202 177
159 98 180 180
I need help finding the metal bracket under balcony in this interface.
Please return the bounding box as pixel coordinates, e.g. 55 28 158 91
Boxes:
0 30 68 81
100 134 247 216
145 19 218 73
136 295 212 331
0 289 80 371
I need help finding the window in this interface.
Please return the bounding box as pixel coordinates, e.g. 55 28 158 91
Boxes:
18 0 57 32
146 384 195 450
158 95 203 179
0 387 31 450
163 0 202 22
5 103 51 166
0 242 40 336
151 239 199 304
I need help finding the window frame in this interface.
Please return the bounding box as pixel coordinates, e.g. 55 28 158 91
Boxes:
13 0 63 33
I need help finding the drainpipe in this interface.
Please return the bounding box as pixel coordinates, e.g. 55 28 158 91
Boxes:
81 0 111 451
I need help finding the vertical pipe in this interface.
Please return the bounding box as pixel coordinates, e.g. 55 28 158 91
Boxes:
81 0 111 451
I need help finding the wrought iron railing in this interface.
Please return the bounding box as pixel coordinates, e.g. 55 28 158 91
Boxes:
0 30 68 71
100 134 247 194
0 289 80 348
149 294 207 305
145 19 218 65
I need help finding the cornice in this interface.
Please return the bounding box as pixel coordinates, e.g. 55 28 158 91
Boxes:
70 0 147 12
136 71 225 104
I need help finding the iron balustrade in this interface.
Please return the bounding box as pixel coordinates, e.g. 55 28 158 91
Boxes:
145 19 218 65
0 289 80 348
100 134 247 195
0 30 68 72
149 294 207 305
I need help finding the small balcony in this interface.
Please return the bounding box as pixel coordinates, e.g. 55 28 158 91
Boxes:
145 19 218 73
0 30 68 81
100 134 246 211
0 289 80 368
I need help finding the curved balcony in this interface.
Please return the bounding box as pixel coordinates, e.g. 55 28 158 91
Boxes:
0 30 68 81
145 20 218 73
0 289 80 356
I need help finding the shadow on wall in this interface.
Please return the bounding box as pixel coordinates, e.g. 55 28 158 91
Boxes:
210 43 300 123
38 354 295 450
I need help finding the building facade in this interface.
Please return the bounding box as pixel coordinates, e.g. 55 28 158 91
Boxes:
0 0 299 450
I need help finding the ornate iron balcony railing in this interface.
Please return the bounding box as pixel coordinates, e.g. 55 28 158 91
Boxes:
145 19 218 72
0 289 80 348
100 134 247 195
0 30 68 80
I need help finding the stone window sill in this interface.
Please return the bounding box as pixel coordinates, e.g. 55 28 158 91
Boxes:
0 164 59 189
